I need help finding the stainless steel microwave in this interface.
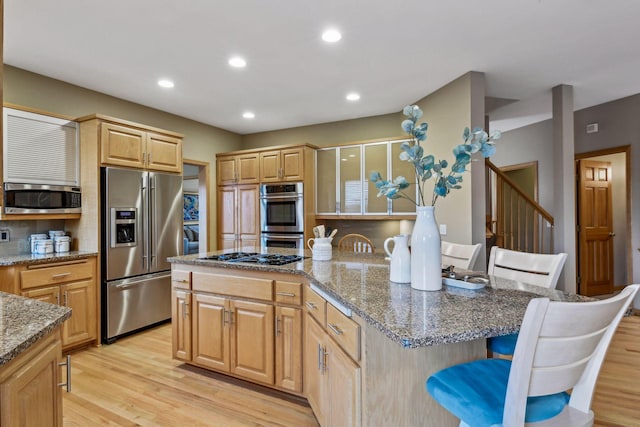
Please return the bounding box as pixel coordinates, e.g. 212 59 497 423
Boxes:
3 183 82 214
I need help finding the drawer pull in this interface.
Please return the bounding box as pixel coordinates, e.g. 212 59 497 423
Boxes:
305 302 317 310
173 279 189 283
58 355 71 392
276 292 296 297
327 323 343 335
51 273 72 280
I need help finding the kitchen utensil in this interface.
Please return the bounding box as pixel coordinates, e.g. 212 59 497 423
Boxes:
384 234 411 283
328 228 338 239
307 237 333 261
312 226 320 238
324 226 332 237
317 225 325 239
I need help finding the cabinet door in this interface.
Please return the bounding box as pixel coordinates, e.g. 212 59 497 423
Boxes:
218 186 238 244
259 150 281 182
316 148 337 214
172 289 192 361
0 339 62 427
340 146 362 214
101 123 146 169
237 153 260 184
230 299 274 384
192 293 229 371
327 339 361 427
305 315 328 427
363 143 388 214
146 132 182 173
275 306 302 392
281 147 304 181
60 279 96 348
217 156 238 185
22 286 59 306
237 185 259 248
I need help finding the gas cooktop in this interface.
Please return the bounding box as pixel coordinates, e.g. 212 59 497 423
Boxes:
200 252 306 266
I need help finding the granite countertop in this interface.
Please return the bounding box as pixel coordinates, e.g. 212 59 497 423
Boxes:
169 248 591 349
0 291 71 366
0 251 99 267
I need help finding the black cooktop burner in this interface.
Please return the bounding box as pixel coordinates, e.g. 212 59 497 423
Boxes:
200 252 306 266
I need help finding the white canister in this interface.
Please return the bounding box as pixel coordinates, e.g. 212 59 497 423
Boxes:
30 234 48 254
307 237 333 261
49 230 65 239
54 236 71 253
34 239 54 254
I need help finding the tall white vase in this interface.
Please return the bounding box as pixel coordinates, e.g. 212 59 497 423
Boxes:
411 206 442 291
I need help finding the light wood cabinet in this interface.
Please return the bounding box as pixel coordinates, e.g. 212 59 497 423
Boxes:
275 280 303 393
172 288 192 362
217 184 259 251
0 330 63 427
305 314 361 427
12 258 98 352
260 147 304 182
217 153 260 185
100 122 183 173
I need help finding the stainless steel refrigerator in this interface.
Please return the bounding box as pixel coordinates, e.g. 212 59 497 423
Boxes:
101 167 183 343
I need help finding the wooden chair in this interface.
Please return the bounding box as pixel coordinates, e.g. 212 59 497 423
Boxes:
441 241 482 270
427 284 639 427
487 246 568 289
487 246 568 356
337 233 375 254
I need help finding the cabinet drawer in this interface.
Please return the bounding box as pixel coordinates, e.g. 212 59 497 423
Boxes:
172 270 192 289
326 303 360 361
275 281 302 305
21 260 94 290
192 272 273 301
304 288 326 326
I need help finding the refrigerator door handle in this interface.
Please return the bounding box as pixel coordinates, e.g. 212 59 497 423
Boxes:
149 174 157 267
141 174 149 270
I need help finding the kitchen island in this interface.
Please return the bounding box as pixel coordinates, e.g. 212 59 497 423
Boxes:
169 249 587 426
0 291 71 426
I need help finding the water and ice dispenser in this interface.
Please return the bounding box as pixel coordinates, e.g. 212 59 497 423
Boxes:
111 208 137 247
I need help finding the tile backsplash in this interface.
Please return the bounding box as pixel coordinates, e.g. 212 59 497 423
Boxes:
0 220 66 256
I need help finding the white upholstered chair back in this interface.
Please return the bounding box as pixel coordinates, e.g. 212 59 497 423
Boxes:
487 246 567 289
441 241 482 270
502 284 639 426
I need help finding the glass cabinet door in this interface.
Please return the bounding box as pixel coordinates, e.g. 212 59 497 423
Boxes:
391 140 417 213
363 142 388 214
316 148 337 213
339 146 362 214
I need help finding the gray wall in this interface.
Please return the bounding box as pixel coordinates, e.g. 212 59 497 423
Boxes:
574 94 640 284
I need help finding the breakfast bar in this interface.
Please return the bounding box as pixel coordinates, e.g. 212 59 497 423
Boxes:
169 249 588 426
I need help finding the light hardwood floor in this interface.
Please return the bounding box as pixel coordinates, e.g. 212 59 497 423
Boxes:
63 316 640 426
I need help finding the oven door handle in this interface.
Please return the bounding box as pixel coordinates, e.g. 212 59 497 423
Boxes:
262 233 304 239
260 195 302 201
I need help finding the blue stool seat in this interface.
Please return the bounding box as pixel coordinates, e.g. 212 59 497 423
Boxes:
426 359 569 426
487 333 518 355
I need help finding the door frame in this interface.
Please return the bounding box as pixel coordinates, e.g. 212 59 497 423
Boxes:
183 158 211 253
575 145 632 290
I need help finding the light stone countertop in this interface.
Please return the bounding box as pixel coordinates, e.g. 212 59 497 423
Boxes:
169 248 590 349
0 291 71 366
0 251 98 267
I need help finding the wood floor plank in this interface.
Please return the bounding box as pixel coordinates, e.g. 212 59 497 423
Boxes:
63 315 640 426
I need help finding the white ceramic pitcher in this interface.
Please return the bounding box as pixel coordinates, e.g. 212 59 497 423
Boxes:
384 234 411 283
307 237 333 261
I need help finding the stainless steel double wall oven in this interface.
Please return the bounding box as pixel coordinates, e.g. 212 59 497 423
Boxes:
259 182 305 249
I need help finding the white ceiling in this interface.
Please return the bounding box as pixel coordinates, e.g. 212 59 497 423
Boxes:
5 0 640 135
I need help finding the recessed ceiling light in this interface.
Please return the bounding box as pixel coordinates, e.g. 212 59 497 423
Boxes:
157 79 174 88
346 92 360 101
322 28 342 43
229 56 247 68
242 111 255 119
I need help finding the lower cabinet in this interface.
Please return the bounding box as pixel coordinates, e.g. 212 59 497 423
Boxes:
0 330 63 427
171 288 192 362
305 314 361 427
275 305 302 392
192 293 274 385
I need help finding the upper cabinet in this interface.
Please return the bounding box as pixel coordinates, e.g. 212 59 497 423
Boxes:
100 121 183 173
217 152 260 185
260 147 304 182
316 139 416 218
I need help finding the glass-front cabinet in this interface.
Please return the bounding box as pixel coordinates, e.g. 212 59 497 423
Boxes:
316 139 416 216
